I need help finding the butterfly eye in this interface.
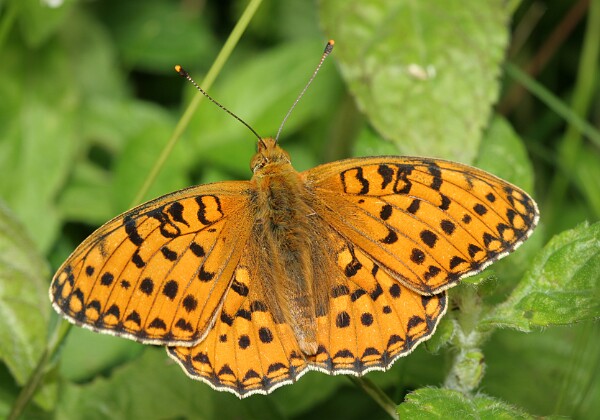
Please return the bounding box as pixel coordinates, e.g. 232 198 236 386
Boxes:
250 153 268 172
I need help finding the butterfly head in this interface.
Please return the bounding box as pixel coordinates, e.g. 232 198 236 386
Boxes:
251 137 291 173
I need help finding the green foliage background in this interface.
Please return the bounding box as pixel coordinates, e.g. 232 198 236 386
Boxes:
1 0 599 418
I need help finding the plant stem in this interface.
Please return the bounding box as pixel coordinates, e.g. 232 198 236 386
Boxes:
8 320 71 420
129 0 264 208
444 287 485 394
505 64 600 150
348 376 399 420
0 0 17 53
548 0 600 209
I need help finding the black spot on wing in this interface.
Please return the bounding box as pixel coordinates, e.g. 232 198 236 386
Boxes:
380 204 393 221
351 289 366 302
345 246 362 277
393 165 413 194
407 199 420 214
220 311 234 326
340 167 370 195
195 195 223 225
439 194 451 211
410 248 425 264
161 246 178 261
183 295 198 312
105 304 120 318
231 279 249 296
370 284 383 301
336 311 351 328
420 230 438 248
198 267 215 282
167 201 189 226
236 309 252 321
100 272 114 286
449 256 467 269
124 215 143 246
132 251 145 268
381 229 398 244
428 164 443 191
140 278 154 295
148 207 180 238
474 203 488 216
250 301 267 312
148 317 167 330
125 311 141 326
162 280 178 300
378 164 394 189
190 242 205 257
440 219 456 235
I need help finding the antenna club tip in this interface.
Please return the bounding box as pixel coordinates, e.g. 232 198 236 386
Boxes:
174 65 188 77
324 39 335 54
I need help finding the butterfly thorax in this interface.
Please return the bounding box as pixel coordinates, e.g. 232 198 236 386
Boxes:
248 138 327 356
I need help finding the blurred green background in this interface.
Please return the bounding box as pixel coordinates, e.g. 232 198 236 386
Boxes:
0 0 599 418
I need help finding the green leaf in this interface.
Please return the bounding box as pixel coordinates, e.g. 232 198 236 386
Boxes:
320 0 511 162
56 161 113 226
397 387 532 419
0 8 126 252
95 0 218 72
0 201 50 394
423 316 454 353
482 221 600 331
482 324 600 417
476 116 535 194
352 126 403 157
111 102 189 210
58 328 142 382
573 145 600 219
16 0 75 47
55 348 283 420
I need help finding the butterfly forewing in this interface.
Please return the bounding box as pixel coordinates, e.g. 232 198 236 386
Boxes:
50 182 254 346
305 157 539 294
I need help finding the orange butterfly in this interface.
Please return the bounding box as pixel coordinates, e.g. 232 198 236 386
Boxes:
50 41 539 398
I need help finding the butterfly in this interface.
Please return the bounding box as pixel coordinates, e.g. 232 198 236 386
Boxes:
49 41 539 398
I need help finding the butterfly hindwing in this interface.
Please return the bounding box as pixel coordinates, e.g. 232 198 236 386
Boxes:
168 222 448 398
311 228 446 374
168 253 309 397
305 157 539 294
50 182 254 346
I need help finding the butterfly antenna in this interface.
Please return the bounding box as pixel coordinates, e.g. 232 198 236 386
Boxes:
275 40 335 143
175 65 264 144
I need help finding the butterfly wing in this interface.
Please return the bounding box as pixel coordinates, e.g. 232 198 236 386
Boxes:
168 251 309 398
304 157 539 294
50 182 255 346
310 227 446 374
168 221 447 397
